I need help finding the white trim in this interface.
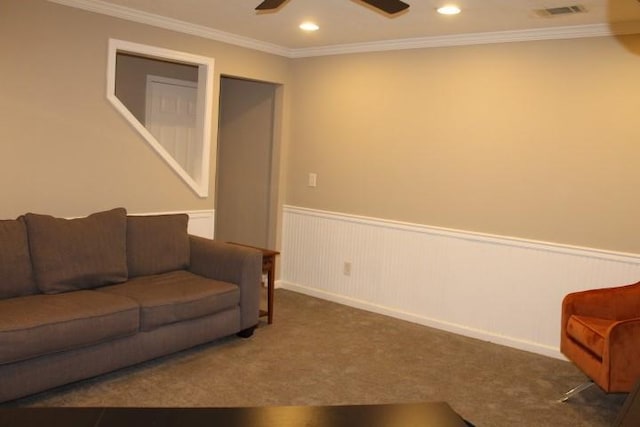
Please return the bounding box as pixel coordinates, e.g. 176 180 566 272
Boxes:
106 39 214 197
49 0 635 58
48 0 289 57
284 205 640 264
288 24 622 58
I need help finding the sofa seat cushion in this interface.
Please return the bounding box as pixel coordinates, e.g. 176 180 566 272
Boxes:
566 315 616 359
0 290 139 364
96 270 239 331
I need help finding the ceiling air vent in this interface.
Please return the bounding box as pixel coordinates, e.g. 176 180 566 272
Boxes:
535 4 587 17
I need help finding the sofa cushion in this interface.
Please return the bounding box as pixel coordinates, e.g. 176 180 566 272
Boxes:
126 214 190 278
0 217 37 299
0 290 139 364
24 208 128 294
566 314 616 359
97 270 239 331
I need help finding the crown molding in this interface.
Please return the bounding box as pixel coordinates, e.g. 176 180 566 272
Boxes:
48 0 635 59
289 24 619 58
47 0 291 57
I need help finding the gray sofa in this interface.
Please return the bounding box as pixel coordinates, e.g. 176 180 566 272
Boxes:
0 208 262 403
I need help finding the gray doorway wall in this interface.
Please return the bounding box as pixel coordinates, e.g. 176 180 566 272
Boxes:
215 76 277 249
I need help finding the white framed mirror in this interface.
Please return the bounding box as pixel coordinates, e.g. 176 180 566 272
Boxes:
106 39 214 197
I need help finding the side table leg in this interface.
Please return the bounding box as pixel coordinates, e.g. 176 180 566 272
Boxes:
267 261 275 324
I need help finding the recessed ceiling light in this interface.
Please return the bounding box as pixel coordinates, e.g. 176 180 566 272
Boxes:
437 5 461 15
299 21 319 32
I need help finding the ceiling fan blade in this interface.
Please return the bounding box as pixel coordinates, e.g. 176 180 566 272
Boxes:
360 0 409 14
255 0 289 10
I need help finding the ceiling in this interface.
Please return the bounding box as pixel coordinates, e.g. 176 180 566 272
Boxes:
58 0 640 54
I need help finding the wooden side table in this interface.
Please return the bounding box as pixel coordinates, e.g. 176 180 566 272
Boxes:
228 243 279 324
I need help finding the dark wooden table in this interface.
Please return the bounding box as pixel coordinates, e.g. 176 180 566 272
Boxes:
0 402 472 427
228 242 280 324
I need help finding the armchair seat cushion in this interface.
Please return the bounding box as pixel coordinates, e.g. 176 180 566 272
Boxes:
566 315 617 359
97 270 239 332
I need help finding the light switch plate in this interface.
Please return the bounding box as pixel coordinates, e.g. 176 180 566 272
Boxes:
308 173 317 187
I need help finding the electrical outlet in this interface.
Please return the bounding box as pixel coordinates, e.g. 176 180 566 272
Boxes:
343 261 352 276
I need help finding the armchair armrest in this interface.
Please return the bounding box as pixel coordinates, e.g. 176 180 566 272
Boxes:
562 281 640 327
607 318 640 391
188 235 262 330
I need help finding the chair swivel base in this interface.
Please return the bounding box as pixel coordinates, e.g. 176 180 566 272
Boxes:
559 381 595 402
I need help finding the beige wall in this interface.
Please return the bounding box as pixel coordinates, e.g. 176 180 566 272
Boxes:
2 1 639 255
0 0 291 218
287 35 640 254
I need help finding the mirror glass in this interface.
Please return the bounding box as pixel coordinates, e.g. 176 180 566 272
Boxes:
106 39 214 197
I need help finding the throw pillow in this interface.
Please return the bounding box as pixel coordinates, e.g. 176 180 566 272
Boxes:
126 214 190 277
24 208 128 294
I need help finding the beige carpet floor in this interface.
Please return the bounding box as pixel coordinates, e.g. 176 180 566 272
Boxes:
5 290 626 426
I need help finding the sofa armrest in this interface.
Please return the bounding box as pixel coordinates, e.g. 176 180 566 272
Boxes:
562 281 640 328
188 235 262 330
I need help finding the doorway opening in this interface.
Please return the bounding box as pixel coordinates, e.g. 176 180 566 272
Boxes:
215 76 280 250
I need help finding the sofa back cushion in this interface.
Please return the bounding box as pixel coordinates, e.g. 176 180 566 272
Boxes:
126 214 190 278
0 217 38 299
24 208 128 294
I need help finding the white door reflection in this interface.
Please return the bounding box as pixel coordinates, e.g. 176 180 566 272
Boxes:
145 76 198 180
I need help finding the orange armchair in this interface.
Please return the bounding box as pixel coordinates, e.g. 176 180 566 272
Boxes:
561 280 640 396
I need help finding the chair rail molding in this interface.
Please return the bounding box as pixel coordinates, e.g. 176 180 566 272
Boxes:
280 205 640 359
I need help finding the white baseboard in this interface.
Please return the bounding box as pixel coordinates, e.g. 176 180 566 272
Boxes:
281 280 563 359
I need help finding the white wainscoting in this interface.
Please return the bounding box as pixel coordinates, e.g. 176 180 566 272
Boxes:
280 205 640 359
185 210 215 239
133 209 215 239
